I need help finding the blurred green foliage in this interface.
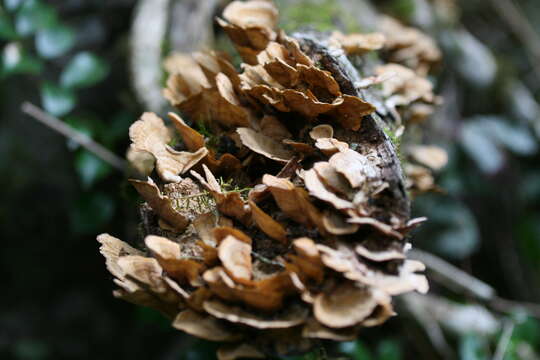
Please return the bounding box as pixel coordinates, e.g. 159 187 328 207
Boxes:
275 0 362 33
0 0 132 237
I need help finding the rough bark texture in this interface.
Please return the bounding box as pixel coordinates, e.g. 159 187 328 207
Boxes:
294 31 410 224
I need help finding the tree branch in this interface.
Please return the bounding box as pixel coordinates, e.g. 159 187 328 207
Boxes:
21 102 127 171
409 248 495 301
488 0 540 80
409 248 540 319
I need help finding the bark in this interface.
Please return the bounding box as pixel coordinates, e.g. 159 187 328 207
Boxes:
294 31 410 224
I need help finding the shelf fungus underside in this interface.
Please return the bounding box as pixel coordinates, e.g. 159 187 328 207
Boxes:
98 1 444 359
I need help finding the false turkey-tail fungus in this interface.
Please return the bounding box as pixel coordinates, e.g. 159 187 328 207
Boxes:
98 0 446 358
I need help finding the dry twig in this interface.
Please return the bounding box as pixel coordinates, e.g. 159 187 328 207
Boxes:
410 248 540 319
21 102 126 171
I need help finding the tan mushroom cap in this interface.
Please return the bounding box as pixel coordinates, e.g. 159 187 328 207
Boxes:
249 200 288 243
144 235 205 286
191 165 251 224
314 282 378 328
204 299 308 329
97 234 181 316
404 163 436 192
116 256 167 294
203 267 287 311
292 237 320 261
302 318 357 341
218 235 253 284
129 178 189 232
375 63 435 106
126 147 155 177
313 162 354 197
237 127 294 163
213 226 253 245
129 112 208 182
168 112 205 151
309 124 334 140
330 31 386 55
329 148 372 188
408 145 448 170
173 309 242 342
322 211 359 235
304 168 353 210
263 174 324 230
355 242 405 262
378 15 441 73
217 344 265 360
223 0 278 30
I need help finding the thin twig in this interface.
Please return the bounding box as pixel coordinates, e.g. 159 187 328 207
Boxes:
410 248 540 319
494 320 514 360
488 0 540 80
409 249 496 301
251 251 285 268
400 294 455 360
21 102 127 171
491 297 540 320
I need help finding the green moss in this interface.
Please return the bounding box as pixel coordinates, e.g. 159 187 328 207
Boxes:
276 0 340 32
342 9 363 33
167 136 181 148
275 0 365 33
218 177 252 200
195 120 219 150
383 126 404 164
386 0 416 20
214 33 242 69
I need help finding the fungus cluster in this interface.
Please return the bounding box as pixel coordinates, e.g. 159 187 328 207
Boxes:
98 1 444 358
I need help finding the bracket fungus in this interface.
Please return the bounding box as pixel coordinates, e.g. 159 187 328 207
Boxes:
98 1 446 358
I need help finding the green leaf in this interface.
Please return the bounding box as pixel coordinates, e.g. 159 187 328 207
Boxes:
35 23 74 58
487 119 538 156
1 42 42 76
512 315 540 347
101 111 132 146
177 340 219 360
459 334 490 360
75 150 112 189
64 115 95 136
387 0 416 19
460 118 504 174
338 341 357 357
376 339 402 360
413 194 480 260
518 217 540 268
0 9 18 40
354 340 374 360
60 52 109 89
69 192 115 235
519 172 540 204
276 0 339 32
13 339 49 360
506 81 540 133
41 82 76 117
134 307 170 328
4 0 25 11
15 0 56 36
461 116 538 174
441 29 496 88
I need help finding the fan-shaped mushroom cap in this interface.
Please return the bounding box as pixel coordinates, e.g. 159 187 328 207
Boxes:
314 283 379 328
173 309 242 342
218 235 253 284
